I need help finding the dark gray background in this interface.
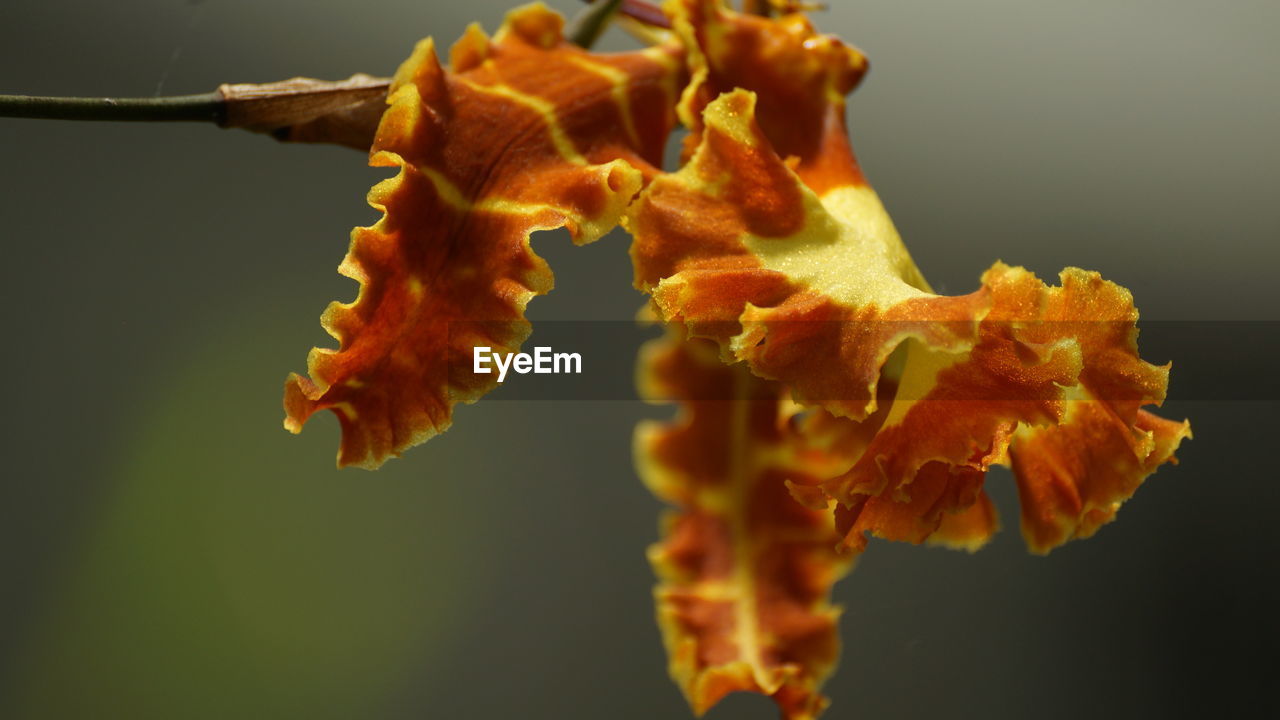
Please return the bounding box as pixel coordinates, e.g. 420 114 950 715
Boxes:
1 1 1276 718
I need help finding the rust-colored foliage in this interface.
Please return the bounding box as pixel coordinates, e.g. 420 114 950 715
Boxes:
283 1 1189 717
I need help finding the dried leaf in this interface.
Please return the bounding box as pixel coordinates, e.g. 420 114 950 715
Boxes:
284 4 683 467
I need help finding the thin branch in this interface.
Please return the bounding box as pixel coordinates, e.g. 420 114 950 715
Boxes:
0 76 390 150
0 0 668 150
0 92 223 123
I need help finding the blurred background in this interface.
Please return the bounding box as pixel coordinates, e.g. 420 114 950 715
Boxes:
0 1 1276 718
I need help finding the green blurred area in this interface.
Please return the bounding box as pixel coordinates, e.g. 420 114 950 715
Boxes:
7 302 486 719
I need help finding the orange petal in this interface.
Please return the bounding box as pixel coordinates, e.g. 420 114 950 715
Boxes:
668 0 869 193
834 461 987 552
284 5 683 467
629 90 987 420
628 2 1188 550
1010 398 1191 554
638 327 857 720
827 265 1184 550
928 490 1001 552
817 265 1078 515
